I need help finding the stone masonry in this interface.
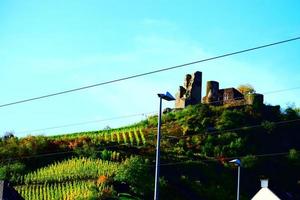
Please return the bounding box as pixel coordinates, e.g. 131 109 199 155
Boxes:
175 71 264 108
175 71 202 108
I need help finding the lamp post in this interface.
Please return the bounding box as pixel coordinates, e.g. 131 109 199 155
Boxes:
230 159 241 200
154 92 175 200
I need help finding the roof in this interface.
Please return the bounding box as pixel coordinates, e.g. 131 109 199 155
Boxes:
219 87 244 96
251 188 281 200
0 180 24 200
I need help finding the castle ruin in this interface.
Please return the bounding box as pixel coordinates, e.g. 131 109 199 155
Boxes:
175 71 202 108
175 71 264 108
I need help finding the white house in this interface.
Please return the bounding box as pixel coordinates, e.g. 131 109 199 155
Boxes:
251 179 281 200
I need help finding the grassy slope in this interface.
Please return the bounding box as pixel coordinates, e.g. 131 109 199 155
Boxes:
2 103 300 199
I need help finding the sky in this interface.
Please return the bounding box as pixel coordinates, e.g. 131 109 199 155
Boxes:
0 0 299 137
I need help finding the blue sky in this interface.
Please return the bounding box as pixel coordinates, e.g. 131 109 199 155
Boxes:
0 0 299 136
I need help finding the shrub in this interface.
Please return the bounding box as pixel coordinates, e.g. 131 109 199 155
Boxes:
241 155 258 168
284 107 299 120
114 157 153 196
288 149 299 161
101 149 112 161
74 143 97 158
0 162 26 182
216 110 246 130
261 121 276 134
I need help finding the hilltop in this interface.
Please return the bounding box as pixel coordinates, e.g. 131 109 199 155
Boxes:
0 103 300 199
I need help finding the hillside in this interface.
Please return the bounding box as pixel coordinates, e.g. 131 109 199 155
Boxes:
0 103 300 199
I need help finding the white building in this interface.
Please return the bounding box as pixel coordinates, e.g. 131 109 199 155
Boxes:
251 179 281 200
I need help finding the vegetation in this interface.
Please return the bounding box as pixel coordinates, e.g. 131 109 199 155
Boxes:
21 158 119 184
15 181 95 200
12 156 151 199
0 103 300 199
237 84 255 95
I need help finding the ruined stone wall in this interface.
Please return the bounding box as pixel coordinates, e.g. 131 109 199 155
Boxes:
203 81 219 104
175 71 202 108
175 71 264 109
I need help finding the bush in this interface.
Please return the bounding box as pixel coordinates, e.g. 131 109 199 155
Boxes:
287 149 300 166
0 162 26 182
241 155 258 168
114 157 153 196
162 112 176 123
284 107 299 120
261 121 276 134
288 149 299 161
147 116 158 127
216 110 246 130
74 143 97 158
101 149 112 160
177 104 210 135
201 133 244 157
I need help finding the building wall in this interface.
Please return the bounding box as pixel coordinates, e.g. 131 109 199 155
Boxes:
175 71 202 108
175 72 264 108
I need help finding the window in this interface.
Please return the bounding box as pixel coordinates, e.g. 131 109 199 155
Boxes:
224 93 229 101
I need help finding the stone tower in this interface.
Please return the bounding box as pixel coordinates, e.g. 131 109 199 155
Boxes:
175 71 202 108
203 81 219 104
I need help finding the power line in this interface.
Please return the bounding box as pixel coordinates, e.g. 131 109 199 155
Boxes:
0 143 137 162
8 85 300 144
1 36 300 109
197 86 300 106
12 148 299 186
11 84 300 136
164 118 300 140
15 111 155 135
5 147 298 168
10 149 299 186
2 117 300 162
264 86 300 95
158 150 300 167
1 87 297 163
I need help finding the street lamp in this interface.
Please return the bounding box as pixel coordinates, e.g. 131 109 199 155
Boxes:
230 159 241 200
154 92 175 200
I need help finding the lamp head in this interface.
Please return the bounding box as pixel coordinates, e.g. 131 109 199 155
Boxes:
229 159 241 166
158 92 175 101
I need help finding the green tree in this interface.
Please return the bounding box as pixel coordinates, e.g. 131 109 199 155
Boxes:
216 110 246 130
74 143 97 158
237 84 255 95
114 157 153 196
261 120 276 134
101 149 112 160
0 162 26 182
288 149 299 161
284 107 299 120
241 155 258 168
178 104 210 135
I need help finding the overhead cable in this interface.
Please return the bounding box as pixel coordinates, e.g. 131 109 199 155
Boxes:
1 36 300 108
164 118 300 140
2 118 300 162
16 111 155 135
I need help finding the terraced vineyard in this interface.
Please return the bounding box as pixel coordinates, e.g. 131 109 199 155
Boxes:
12 127 154 199
14 157 122 200
15 181 95 200
2 102 300 200
51 127 149 146
20 157 120 184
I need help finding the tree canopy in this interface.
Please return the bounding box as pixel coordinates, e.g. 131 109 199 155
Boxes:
237 84 255 95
